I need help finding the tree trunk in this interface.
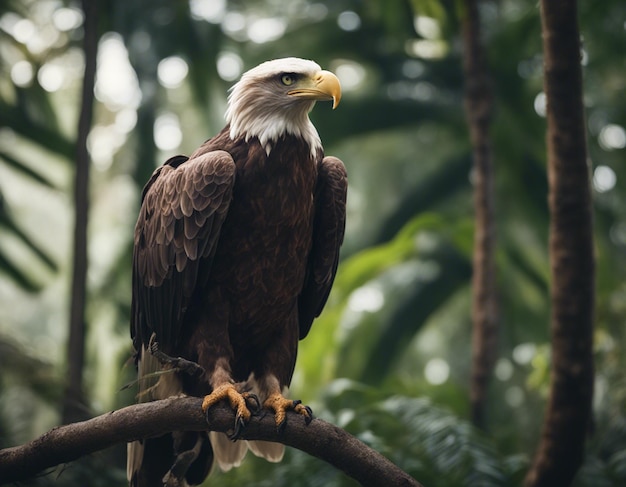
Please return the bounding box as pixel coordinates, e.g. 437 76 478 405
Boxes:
460 0 499 429
525 1 595 485
62 0 99 424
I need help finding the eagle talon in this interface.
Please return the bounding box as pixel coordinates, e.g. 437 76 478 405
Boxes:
263 393 313 430
202 383 252 438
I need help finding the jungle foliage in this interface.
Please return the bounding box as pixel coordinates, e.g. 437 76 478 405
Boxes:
0 0 624 485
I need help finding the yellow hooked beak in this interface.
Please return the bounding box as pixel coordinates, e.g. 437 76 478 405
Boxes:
288 70 342 109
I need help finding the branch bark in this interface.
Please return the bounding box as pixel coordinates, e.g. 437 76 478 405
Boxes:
525 0 594 485
0 397 422 487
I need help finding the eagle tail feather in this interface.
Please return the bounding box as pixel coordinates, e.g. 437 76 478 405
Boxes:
126 441 144 484
247 440 285 463
209 431 248 471
127 347 184 484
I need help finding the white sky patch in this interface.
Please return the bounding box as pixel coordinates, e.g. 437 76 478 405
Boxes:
599 124 626 150
424 358 449 385
337 11 361 31
12 18 35 43
593 165 617 193
0 13 20 35
414 16 440 39
222 11 246 39
52 7 83 31
348 285 384 313
247 17 286 44
115 108 138 134
154 113 183 151
495 358 514 381
95 34 142 110
534 92 547 117
27 24 61 55
217 51 243 81
512 343 536 365
189 0 225 23
88 125 127 171
157 56 189 89
11 60 34 87
2 9 61 55
406 39 448 59
334 61 365 91
305 3 329 22
37 63 64 92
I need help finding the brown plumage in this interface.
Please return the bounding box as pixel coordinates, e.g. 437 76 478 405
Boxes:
127 58 346 486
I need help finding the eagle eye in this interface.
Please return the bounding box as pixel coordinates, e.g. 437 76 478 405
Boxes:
280 73 297 86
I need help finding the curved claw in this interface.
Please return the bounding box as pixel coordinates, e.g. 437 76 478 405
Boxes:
229 414 247 440
303 405 314 425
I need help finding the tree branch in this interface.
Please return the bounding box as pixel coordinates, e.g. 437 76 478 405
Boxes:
0 397 422 487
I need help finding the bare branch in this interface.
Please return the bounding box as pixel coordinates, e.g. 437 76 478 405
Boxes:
0 397 422 487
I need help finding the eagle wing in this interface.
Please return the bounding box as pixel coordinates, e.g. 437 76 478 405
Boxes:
131 150 236 355
298 156 348 339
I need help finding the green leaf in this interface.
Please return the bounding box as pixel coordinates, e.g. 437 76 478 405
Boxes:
0 151 57 188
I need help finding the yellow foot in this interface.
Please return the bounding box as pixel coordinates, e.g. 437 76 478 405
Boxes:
202 384 254 438
264 393 313 428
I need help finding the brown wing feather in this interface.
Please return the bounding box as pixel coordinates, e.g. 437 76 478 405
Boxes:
298 156 347 339
131 150 236 356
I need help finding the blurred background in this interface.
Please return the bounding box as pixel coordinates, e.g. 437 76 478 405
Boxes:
0 0 625 485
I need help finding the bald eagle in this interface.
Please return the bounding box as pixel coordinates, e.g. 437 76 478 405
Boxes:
127 58 347 486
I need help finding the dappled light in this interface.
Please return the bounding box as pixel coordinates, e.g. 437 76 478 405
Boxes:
95 34 141 110
216 51 244 81
337 11 360 31
189 0 226 23
533 92 546 117
157 56 189 89
52 7 84 32
10 60 34 87
247 17 287 44
153 113 183 152
598 124 626 151
424 358 450 385
347 284 385 313
593 165 616 193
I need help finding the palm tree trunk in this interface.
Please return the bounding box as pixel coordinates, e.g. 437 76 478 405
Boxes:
62 0 99 424
461 0 499 429
525 0 595 485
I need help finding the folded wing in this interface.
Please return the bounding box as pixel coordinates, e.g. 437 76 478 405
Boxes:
298 156 348 339
131 150 236 356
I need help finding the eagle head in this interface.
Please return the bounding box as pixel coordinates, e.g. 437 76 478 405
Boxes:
225 57 342 156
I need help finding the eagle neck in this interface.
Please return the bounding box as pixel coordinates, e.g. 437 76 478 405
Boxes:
226 103 322 158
